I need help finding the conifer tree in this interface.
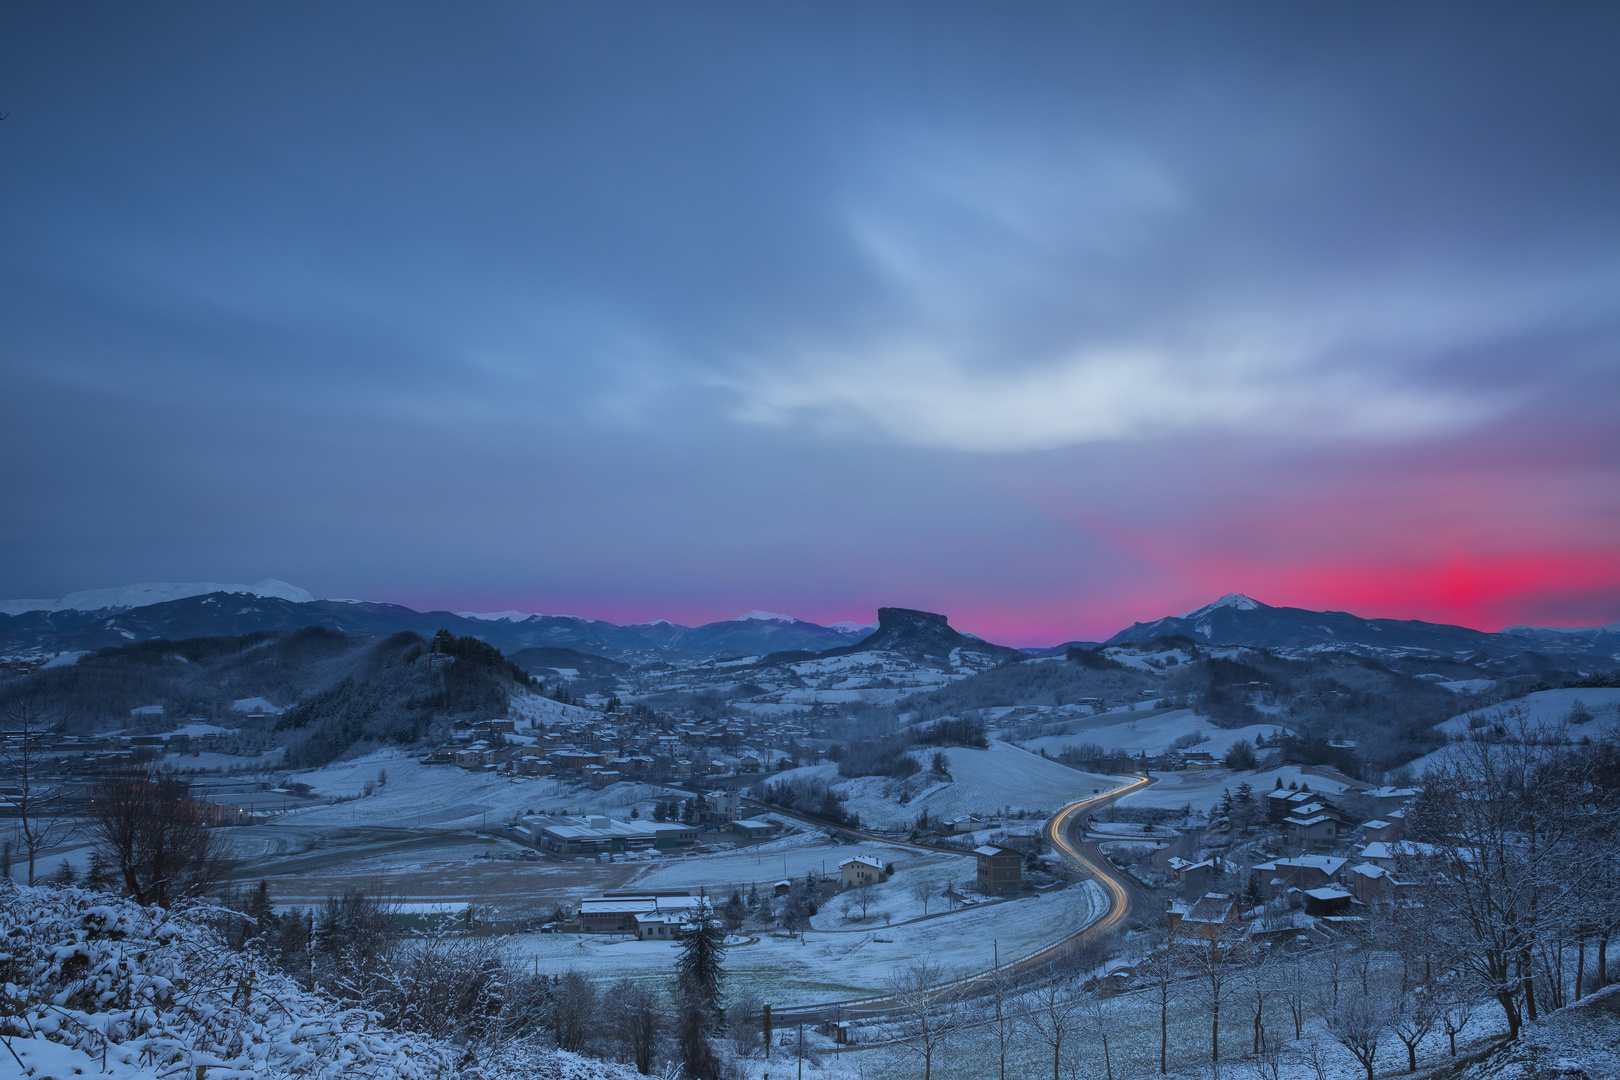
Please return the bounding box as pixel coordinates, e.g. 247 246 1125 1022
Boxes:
675 902 727 1080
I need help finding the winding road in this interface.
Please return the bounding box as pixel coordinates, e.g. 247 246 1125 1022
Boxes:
1043 772 1161 938
773 772 1162 1022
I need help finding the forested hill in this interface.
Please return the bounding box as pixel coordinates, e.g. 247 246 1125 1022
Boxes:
8 627 537 767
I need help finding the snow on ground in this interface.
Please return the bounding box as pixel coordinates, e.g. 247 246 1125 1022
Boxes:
1114 765 1355 812
808 854 983 928
770 740 1124 828
1407 688 1620 777
275 748 680 829
506 880 1107 1007
1088 821 1177 838
1434 686 1620 736
1017 708 1290 760
508 690 604 727
164 720 239 736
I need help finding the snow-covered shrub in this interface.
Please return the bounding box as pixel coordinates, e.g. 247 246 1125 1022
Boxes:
1 882 459 1078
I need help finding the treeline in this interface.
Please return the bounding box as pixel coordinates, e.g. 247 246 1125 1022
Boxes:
752 777 859 826
915 716 988 748
837 738 920 779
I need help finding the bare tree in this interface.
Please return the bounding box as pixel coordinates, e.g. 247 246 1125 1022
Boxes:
1184 916 1247 1063
88 767 226 906
1275 957 1314 1041
1081 990 1116 1080
1391 984 1441 1074
0 698 78 884
1320 985 1393 1080
608 981 657 1075
979 959 1020 1080
1020 962 1085 1080
1235 942 1278 1055
888 960 959 1080
550 969 597 1053
1143 934 1179 1074
1401 718 1618 1038
1439 997 1474 1057
1248 1029 1286 1080
909 875 934 916
851 883 876 919
1295 1036 1334 1080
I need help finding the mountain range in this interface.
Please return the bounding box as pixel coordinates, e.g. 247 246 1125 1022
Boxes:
2 582 1617 673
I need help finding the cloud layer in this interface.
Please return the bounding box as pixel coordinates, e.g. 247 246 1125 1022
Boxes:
2 5 1617 643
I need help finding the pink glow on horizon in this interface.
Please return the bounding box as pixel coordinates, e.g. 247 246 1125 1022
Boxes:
374 548 1620 649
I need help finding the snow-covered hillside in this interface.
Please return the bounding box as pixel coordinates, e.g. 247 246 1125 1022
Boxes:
1434 686 1620 737
0 883 649 1080
1015 707 1290 760
267 748 675 830
769 739 1124 828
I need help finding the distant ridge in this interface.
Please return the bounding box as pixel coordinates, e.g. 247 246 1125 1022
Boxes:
3 579 1616 671
1104 592 1620 663
0 579 312 616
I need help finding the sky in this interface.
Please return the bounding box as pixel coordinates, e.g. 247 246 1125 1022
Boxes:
2 4 1619 645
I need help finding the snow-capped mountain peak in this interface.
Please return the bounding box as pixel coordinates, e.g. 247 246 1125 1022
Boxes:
735 610 797 623
828 620 876 635
0 579 313 616
455 610 541 622
1182 592 1264 618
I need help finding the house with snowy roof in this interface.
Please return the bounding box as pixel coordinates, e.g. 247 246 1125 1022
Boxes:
1165 856 1227 899
1169 893 1240 940
840 856 887 888
1252 854 1348 896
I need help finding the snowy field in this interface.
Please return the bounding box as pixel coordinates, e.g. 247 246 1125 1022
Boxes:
506 880 1107 1007
808 854 984 928
1016 708 1291 761
771 740 1123 828
274 749 683 829
1433 686 1620 736
1402 688 1620 776
1113 765 1356 812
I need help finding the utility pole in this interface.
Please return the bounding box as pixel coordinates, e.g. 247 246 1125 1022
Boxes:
798 1023 804 1080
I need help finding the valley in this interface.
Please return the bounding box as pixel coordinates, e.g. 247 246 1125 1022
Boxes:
5 584 1619 1080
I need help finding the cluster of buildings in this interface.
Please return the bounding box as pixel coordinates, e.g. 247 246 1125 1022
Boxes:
427 713 825 785
1165 782 1428 943
0 723 247 784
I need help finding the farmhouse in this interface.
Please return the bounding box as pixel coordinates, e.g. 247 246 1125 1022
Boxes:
973 845 1022 896
840 856 887 888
